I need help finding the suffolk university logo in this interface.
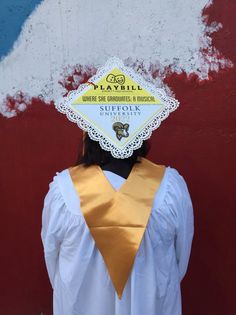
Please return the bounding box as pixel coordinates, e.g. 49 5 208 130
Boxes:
112 122 130 141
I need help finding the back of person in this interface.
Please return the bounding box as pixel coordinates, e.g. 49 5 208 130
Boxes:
41 58 194 314
41 138 194 315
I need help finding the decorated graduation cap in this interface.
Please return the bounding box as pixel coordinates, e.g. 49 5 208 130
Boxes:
55 57 179 158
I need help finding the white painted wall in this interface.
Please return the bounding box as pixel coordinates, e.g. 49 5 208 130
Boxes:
0 0 233 117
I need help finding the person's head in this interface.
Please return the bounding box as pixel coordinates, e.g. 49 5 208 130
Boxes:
77 133 150 166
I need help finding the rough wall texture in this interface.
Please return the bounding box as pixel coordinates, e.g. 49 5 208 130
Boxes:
0 0 235 314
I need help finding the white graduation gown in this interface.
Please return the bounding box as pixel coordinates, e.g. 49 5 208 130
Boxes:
41 166 194 315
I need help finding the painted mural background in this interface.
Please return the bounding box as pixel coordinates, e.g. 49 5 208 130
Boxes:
0 0 235 314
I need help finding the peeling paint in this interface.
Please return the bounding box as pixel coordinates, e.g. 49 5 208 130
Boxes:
0 0 233 117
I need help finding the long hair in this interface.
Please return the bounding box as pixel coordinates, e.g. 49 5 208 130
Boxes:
77 133 150 166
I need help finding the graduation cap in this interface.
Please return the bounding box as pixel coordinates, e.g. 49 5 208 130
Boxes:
55 57 179 158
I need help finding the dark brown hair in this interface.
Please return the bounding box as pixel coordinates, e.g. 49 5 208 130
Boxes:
77 133 150 166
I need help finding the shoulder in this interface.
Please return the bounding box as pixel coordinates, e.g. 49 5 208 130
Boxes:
153 165 191 207
163 166 193 213
166 166 189 190
46 167 81 216
143 158 185 182
144 158 189 193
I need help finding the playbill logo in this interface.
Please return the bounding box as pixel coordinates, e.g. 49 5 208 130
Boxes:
106 73 125 85
92 71 142 92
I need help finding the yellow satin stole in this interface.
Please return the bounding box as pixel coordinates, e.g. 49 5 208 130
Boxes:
69 157 166 299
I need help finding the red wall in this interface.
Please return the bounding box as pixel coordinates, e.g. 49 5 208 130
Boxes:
0 1 236 314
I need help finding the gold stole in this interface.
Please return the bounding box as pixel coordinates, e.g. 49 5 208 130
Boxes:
69 158 165 299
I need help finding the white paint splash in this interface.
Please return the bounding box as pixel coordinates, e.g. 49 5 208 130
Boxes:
0 0 233 117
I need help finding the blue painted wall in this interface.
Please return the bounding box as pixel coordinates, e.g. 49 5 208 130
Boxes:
0 0 42 60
